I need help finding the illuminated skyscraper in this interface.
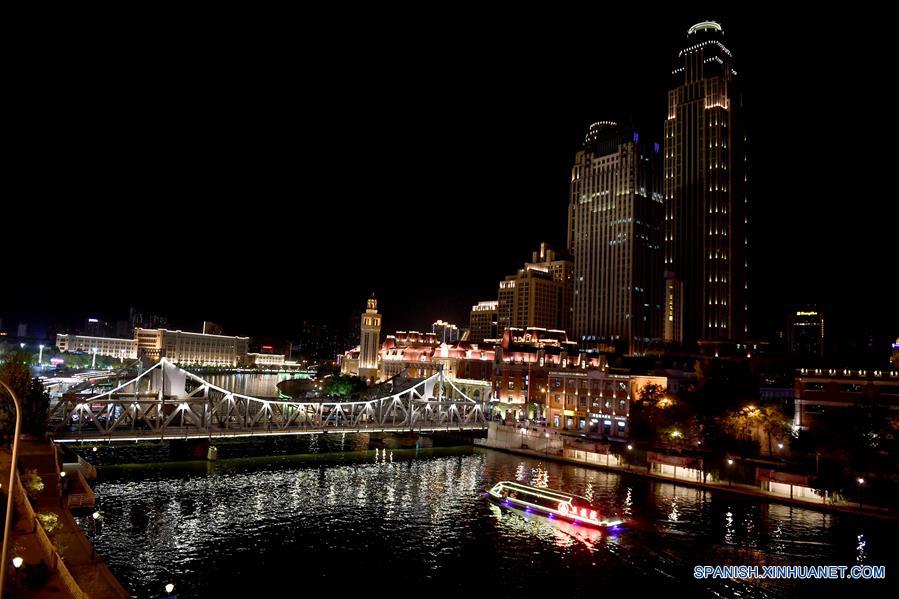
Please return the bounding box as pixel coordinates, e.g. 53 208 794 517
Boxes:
663 21 750 347
568 121 662 355
358 294 382 383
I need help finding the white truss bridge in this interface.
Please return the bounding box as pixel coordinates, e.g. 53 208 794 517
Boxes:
51 358 489 443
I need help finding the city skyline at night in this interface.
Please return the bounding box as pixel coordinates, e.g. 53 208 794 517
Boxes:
4 12 896 362
3 13 899 598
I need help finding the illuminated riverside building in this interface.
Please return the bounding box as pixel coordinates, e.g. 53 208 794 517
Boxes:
546 370 694 435
469 300 498 343
340 325 606 420
568 121 662 355
247 352 285 366
491 328 604 420
56 334 138 360
135 328 248 367
663 20 750 347
788 307 824 358
893 338 899 368
497 244 573 332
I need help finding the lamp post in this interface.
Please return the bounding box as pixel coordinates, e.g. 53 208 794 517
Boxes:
0 380 23 599
726 458 734 487
166 582 175 596
38 344 45 366
92 348 98 369
89 511 101 559
627 444 633 471
857 478 865 510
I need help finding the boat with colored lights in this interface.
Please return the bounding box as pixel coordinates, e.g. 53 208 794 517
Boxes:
486 481 622 528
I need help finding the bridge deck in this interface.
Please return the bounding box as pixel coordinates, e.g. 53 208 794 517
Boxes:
53 423 487 443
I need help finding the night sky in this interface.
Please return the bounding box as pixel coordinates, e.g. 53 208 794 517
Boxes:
5 10 897 357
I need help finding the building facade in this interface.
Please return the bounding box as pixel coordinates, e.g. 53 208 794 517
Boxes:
247 352 286 366
135 328 249 367
788 307 824 358
469 300 498 343
358 295 382 383
794 367 899 431
56 334 138 360
568 121 663 355
497 244 573 333
431 320 460 344
663 21 750 347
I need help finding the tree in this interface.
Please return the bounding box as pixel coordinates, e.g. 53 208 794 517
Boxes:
0 351 51 440
758 403 791 455
322 374 367 398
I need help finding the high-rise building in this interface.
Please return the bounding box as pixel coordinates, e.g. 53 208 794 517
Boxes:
788 307 825 358
663 21 750 347
497 244 573 334
431 320 460 344
128 306 168 335
469 300 499 343
568 122 663 355
203 321 224 336
358 294 382 383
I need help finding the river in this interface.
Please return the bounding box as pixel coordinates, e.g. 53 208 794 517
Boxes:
77 440 897 598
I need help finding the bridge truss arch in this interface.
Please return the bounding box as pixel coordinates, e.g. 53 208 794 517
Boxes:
52 359 489 442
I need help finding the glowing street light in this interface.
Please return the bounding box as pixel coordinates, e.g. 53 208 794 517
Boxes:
726 458 734 487
12 556 23 569
92 347 98 368
165 583 175 595
39 344 45 365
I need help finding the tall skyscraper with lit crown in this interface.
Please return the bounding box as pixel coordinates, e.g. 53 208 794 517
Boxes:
663 20 750 347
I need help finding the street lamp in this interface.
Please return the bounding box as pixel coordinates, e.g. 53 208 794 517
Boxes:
11 557 23 569
166 583 175 596
857 478 865 509
0 380 23 599
92 347 98 369
726 458 734 487
39 344 45 366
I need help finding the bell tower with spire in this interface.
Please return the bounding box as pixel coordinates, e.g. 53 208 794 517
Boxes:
358 293 382 383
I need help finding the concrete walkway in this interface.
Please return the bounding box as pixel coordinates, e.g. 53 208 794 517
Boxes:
6 439 130 598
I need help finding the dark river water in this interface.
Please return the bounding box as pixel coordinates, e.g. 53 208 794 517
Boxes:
77 438 897 598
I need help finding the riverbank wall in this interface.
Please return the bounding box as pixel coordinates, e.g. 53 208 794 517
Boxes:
475 423 898 520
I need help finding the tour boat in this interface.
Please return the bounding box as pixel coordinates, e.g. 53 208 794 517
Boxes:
486 480 622 528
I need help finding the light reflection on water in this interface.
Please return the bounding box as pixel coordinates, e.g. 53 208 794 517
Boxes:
84 445 898 598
